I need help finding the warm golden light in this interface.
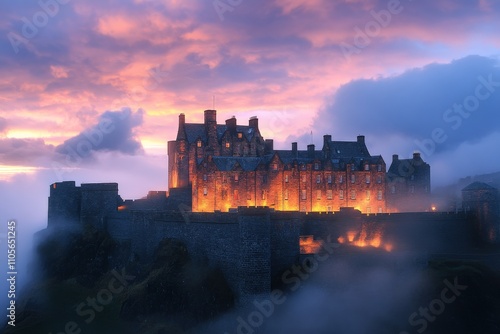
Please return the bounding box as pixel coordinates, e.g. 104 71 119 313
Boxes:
300 235 323 254
337 225 393 252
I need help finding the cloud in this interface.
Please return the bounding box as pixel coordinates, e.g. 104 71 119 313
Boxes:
0 138 54 165
0 117 7 133
313 55 500 186
55 107 144 162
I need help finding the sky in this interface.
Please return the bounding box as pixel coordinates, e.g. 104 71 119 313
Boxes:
1 0 500 234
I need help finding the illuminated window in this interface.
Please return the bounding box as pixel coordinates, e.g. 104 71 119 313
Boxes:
364 164 369 171
284 190 289 200
377 175 382 184
366 207 371 214
234 190 239 200
327 190 332 200
377 190 383 200
378 207 383 213
316 175 321 184
314 163 319 170
339 175 343 183
238 133 243 139
377 164 382 172
339 190 344 200
226 142 230 148
316 190 321 200
351 174 355 183
327 175 332 184
222 175 226 183
203 174 207 181
301 190 307 200
203 187 208 196
261 190 266 200
350 190 356 200
234 174 239 182
197 140 202 148
285 174 289 183
302 175 306 183
366 190 371 200
272 163 278 171
365 175 370 184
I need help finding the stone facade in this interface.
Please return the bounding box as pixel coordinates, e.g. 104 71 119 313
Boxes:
386 153 431 212
169 110 391 213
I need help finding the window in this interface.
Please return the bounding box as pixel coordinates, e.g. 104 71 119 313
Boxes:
316 190 321 200
222 189 226 199
377 175 382 184
197 140 202 148
203 187 208 196
351 174 355 183
284 190 289 200
302 175 306 183
222 175 226 183
339 190 344 200
350 190 356 200
351 164 355 171
234 174 239 182
364 164 369 171
378 207 383 213
301 164 306 170
377 190 383 200
316 175 321 184
238 133 243 139
365 175 370 184
301 190 307 200
285 174 289 183
203 174 207 181
327 175 332 184
314 163 319 170
234 190 239 200
377 164 382 172
327 190 333 200
225 142 230 148
272 163 278 171
366 190 371 200
339 175 343 183
366 207 371 214
261 190 266 200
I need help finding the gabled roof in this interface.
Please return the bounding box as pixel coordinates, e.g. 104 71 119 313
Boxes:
183 123 256 144
388 156 429 175
327 140 370 159
462 181 498 192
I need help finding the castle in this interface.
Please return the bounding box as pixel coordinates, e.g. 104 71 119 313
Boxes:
168 110 431 213
44 110 500 303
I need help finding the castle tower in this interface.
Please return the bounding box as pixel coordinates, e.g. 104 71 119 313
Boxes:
168 113 190 189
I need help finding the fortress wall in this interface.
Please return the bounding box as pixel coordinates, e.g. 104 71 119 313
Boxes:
48 181 81 226
269 211 301 278
80 183 119 229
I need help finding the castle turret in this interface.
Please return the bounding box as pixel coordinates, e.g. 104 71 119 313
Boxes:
48 181 81 227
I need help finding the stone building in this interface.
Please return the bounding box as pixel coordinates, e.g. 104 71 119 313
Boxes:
169 110 387 213
386 153 431 212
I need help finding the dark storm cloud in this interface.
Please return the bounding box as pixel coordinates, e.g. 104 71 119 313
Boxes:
55 108 144 161
317 55 500 156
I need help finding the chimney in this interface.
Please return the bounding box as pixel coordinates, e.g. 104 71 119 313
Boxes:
307 144 315 158
249 116 258 129
357 135 365 144
226 116 237 133
323 135 332 145
176 113 187 140
292 142 298 157
265 139 274 154
204 109 216 125
413 152 421 160
392 154 399 162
